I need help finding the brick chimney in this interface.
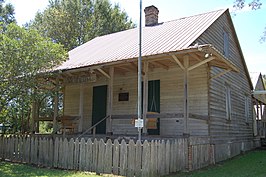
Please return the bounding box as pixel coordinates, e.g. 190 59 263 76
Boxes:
144 5 159 26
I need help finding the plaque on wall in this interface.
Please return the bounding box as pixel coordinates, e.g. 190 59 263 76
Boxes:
119 92 129 101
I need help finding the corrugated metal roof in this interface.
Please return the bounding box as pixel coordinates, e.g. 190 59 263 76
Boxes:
57 9 227 70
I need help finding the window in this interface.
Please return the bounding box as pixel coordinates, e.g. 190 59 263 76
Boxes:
225 84 231 120
223 30 229 57
245 95 249 122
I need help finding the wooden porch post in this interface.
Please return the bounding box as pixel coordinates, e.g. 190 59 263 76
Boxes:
78 84 84 132
30 99 37 133
52 78 59 133
183 55 189 136
260 102 263 120
256 100 259 120
36 102 40 133
107 66 114 134
143 61 149 134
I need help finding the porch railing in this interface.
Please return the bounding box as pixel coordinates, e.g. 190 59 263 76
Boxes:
77 115 110 138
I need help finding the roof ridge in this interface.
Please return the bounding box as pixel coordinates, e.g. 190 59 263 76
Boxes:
160 8 228 25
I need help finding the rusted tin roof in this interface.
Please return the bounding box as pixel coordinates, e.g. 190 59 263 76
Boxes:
57 9 227 70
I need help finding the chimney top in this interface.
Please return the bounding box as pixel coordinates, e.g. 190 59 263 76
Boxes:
144 5 159 26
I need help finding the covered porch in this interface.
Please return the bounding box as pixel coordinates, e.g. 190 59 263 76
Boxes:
33 44 238 138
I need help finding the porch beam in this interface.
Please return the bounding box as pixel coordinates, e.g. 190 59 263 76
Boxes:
107 66 114 134
189 53 202 61
172 55 184 70
97 68 110 79
183 55 189 135
78 84 84 132
210 69 232 80
142 61 149 134
188 56 215 71
115 66 131 73
154 61 169 70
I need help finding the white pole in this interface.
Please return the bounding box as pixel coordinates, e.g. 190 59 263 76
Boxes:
137 0 143 141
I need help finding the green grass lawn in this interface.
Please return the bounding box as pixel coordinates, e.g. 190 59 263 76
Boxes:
1 149 266 177
168 149 266 177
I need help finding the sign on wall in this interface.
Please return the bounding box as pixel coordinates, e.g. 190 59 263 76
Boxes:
64 74 97 84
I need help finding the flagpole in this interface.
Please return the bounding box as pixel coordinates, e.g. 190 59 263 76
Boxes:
137 0 143 141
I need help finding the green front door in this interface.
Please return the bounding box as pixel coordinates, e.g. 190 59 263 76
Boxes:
92 85 107 134
147 80 160 135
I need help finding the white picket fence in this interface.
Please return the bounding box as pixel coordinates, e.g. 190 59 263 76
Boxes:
0 135 214 176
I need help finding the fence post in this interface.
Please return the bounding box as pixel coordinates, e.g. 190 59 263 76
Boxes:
188 144 192 171
97 139 105 174
68 138 75 170
79 138 86 171
142 140 150 177
92 139 98 172
127 140 136 177
112 139 120 175
104 139 113 174
85 138 93 171
119 140 128 176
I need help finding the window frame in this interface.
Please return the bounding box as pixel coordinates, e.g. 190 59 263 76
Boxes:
225 83 232 120
223 29 229 58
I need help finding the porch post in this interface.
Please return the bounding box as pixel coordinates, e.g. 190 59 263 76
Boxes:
260 102 263 120
36 102 40 133
30 99 37 133
52 92 59 133
256 100 259 120
78 84 84 132
183 55 189 136
143 61 149 134
107 66 114 134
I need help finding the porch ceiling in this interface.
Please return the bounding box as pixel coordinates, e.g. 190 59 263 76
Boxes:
41 44 239 85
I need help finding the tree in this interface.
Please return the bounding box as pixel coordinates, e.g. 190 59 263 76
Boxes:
0 23 67 132
29 0 135 51
233 0 265 42
233 0 262 10
0 0 16 29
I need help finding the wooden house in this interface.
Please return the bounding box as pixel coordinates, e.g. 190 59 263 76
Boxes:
38 6 260 161
250 73 266 138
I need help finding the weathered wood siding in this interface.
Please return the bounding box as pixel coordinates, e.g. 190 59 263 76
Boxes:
63 64 209 136
111 65 208 136
64 77 108 131
195 11 254 144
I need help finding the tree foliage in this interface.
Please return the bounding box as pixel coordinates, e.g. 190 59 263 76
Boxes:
0 23 67 132
233 0 262 10
29 0 135 51
233 0 265 42
0 0 16 29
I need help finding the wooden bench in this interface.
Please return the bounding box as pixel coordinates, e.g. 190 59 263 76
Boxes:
58 115 80 134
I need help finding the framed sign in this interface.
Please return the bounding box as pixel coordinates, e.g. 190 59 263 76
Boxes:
118 92 129 101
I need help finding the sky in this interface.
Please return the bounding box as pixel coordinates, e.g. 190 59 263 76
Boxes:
5 0 266 75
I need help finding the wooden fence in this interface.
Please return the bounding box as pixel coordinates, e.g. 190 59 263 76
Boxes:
0 135 214 176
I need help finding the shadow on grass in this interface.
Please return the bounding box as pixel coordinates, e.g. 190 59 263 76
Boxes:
0 161 97 177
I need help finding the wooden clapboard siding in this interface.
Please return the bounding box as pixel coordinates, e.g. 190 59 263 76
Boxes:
195 12 253 143
63 63 209 135
64 77 108 132
111 64 208 135
64 85 80 116
82 85 92 130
